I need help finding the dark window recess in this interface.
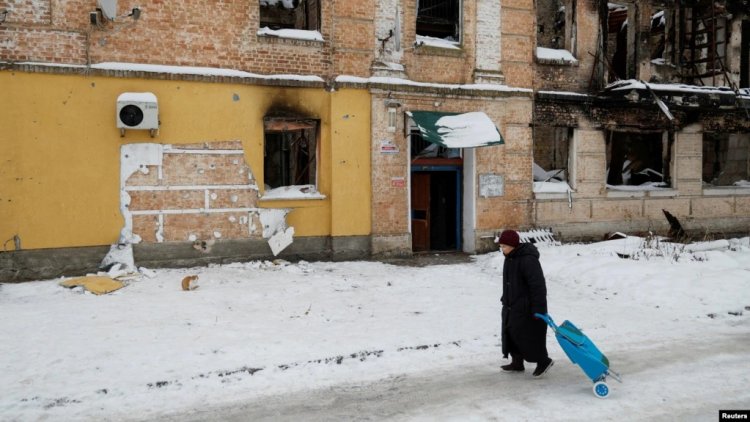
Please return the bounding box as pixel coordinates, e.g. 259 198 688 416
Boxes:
533 126 571 182
606 131 671 187
263 118 318 189
410 129 459 159
536 0 567 49
702 133 750 186
741 21 749 88
416 0 460 41
260 0 319 31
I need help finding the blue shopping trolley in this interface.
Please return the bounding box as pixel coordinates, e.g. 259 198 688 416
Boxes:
535 313 623 398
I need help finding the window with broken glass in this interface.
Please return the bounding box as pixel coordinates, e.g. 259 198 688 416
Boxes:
263 118 318 190
533 126 571 191
702 132 750 187
537 0 576 53
410 128 460 160
606 131 673 189
416 0 461 42
259 0 320 31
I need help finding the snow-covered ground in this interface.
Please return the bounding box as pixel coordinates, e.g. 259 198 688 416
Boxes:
1 237 749 421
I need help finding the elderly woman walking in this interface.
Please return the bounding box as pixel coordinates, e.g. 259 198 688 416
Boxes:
497 229 554 378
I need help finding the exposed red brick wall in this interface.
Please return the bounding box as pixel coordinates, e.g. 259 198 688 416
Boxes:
125 141 262 243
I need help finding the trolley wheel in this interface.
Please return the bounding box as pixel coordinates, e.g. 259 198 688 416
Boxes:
593 381 610 398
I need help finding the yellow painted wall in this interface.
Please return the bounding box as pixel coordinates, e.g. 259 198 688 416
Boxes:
0 70 372 250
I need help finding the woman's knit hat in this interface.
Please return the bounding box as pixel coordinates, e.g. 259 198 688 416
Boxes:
497 230 520 247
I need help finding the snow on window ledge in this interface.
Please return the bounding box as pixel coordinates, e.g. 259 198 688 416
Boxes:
606 184 678 198
703 184 750 196
535 47 578 66
533 181 573 200
260 185 326 201
257 27 324 43
415 35 462 51
533 181 572 193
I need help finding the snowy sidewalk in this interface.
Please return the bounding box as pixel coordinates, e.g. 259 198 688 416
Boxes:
1 237 749 421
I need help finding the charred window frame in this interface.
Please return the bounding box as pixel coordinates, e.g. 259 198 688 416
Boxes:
533 126 572 184
259 0 320 31
263 118 319 189
702 133 750 187
416 0 461 42
537 0 576 53
677 2 730 85
606 131 673 188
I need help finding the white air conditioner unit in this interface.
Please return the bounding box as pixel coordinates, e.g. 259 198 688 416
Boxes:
116 92 159 137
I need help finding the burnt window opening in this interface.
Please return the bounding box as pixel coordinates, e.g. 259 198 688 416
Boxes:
263 118 318 190
533 126 571 184
606 131 672 189
537 0 576 52
416 0 460 41
650 10 666 61
702 133 750 187
607 3 628 81
680 2 730 86
741 20 750 88
259 0 320 31
410 129 459 159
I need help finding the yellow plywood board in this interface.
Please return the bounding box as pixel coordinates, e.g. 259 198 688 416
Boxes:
60 276 124 295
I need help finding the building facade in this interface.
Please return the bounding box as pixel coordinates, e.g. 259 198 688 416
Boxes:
533 0 750 240
1 0 748 281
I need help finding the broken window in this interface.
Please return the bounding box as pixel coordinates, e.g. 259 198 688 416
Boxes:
702 133 750 187
536 0 576 53
263 118 318 190
679 2 730 86
607 3 629 81
416 0 461 42
606 131 672 189
741 20 749 88
533 126 571 190
259 0 320 31
410 128 460 160
650 10 666 62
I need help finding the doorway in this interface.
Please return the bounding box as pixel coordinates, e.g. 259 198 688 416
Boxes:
411 167 462 252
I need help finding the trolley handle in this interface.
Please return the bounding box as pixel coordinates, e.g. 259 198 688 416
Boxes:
534 313 558 332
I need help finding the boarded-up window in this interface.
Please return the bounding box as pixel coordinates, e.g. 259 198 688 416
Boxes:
263 118 318 189
260 0 320 31
416 0 461 41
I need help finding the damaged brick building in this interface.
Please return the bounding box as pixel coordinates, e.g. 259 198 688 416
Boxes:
1 0 748 281
533 0 750 239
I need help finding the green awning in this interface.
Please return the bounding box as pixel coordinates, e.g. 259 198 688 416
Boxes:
406 111 504 148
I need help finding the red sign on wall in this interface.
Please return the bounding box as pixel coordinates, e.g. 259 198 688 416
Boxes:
391 177 406 188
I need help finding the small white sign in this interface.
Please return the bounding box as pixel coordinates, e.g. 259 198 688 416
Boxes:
479 174 504 197
380 140 399 154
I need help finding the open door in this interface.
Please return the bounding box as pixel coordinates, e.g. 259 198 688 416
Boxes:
411 172 430 251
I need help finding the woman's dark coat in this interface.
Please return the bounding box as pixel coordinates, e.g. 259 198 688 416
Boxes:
501 243 549 362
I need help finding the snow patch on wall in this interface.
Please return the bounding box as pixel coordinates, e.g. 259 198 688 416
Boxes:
259 208 295 256
120 143 163 243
